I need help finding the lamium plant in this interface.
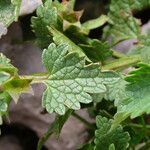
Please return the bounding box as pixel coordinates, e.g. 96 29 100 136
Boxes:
0 0 150 150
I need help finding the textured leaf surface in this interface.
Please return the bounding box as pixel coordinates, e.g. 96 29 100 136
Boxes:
103 0 144 44
49 26 87 58
0 53 17 75
94 116 130 150
0 0 21 26
42 43 120 115
0 0 21 38
113 63 150 126
31 0 59 48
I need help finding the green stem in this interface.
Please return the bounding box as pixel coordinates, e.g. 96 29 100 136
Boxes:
125 123 150 129
112 50 126 58
20 73 48 83
72 112 95 130
102 55 141 71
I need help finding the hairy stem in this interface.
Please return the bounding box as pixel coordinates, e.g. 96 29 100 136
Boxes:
20 73 48 84
102 55 141 71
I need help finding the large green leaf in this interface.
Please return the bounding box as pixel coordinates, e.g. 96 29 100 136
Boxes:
94 116 130 150
42 43 120 115
113 63 150 126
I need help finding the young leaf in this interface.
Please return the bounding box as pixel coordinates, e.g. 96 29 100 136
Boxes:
113 63 150 126
2 77 33 103
0 91 11 128
0 53 18 75
42 43 120 115
31 0 59 48
94 116 130 150
0 54 33 103
0 0 21 26
0 0 21 37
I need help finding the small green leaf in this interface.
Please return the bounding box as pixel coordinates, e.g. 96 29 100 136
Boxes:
94 116 130 150
0 72 10 85
82 15 109 31
0 0 21 26
0 92 11 123
0 53 18 75
31 0 59 48
3 77 33 103
42 43 119 115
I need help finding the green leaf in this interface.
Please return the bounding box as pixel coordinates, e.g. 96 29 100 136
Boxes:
0 72 10 85
103 0 142 44
42 43 120 115
31 0 59 48
80 39 112 63
0 53 33 103
94 116 130 150
128 35 150 64
82 15 109 31
0 92 11 124
48 26 87 59
2 77 33 103
0 0 21 26
0 53 18 75
104 77 128 106
113 63 150 126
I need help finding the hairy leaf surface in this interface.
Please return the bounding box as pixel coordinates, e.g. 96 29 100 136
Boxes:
95 116 130 150
103 0 147 44
42 43 120 115
113 63 150 126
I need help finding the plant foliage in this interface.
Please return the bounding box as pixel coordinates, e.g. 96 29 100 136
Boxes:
0 0 150 149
